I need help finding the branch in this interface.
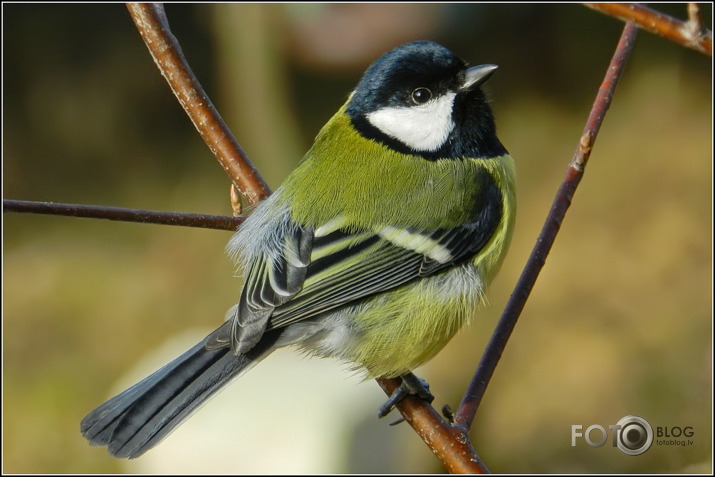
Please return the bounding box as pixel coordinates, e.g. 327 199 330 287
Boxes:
125 3 271 206
454 22 640 430
376 377 489 474
584 2 712 56
687 3 705 33
3 199 243 231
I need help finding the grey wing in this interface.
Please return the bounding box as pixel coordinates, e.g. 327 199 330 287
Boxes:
205 225 313 354
209 185 501 354
267 218 501 329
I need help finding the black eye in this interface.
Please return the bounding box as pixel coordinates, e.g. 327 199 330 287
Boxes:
411 87 432 105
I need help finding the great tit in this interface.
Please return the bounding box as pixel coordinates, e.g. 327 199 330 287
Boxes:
81 40 516 459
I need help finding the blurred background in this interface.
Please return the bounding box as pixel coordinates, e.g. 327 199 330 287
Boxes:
3 3 712 473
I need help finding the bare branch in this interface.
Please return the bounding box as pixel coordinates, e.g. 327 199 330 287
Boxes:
584 3 712 55
376 377 489 474
125 3 271 206
687 3 709 42
688 3 704 30
3 199 244 231
454 22 640 430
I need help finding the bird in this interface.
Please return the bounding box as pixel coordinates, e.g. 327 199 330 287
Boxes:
81 40 516 459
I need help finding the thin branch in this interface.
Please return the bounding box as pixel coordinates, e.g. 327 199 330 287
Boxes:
376 377 489 474
454 22 639 430
686 3 709 42
688 3 704 31
584 2 711 56
3 199 244 231
125 3 271 206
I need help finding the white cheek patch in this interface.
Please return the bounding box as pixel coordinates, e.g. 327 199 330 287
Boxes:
366 92 456 152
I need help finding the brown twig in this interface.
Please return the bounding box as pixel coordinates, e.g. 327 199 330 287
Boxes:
376 377 489 474
584 3 711 55
453 22 640 431
3 199 244 231
125 3 271 206
686 3 709 42
688 3 703 30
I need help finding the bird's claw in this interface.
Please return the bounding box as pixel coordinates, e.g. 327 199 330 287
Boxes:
378 373 434 419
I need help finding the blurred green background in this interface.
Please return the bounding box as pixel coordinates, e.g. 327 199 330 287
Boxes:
3 3 712 474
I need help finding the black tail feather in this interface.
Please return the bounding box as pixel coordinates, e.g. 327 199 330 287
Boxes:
81 327 277 459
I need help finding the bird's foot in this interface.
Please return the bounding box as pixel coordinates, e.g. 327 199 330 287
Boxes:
378 372 434 419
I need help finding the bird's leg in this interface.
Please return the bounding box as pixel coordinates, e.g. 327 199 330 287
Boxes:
377 372 434 418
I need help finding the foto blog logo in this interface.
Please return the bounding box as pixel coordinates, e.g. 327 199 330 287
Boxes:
571 415 654 456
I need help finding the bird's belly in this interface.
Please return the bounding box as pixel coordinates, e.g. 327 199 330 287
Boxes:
299 264 485 378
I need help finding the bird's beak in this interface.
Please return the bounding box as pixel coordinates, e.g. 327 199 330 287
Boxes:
461 64 498 91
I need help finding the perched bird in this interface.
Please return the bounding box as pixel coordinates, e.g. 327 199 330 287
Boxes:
81 40 516 459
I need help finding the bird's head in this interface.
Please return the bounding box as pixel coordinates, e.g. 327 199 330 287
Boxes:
346 41 505 160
